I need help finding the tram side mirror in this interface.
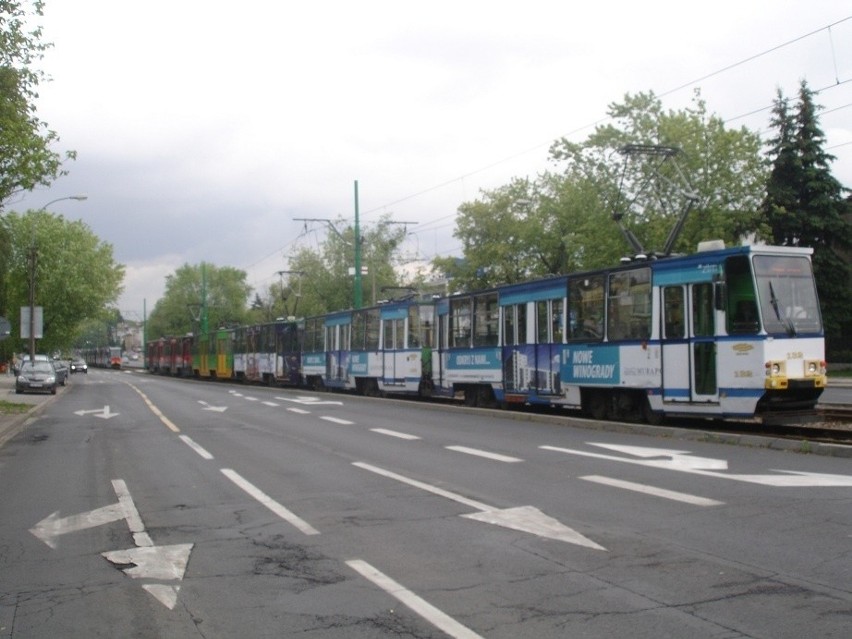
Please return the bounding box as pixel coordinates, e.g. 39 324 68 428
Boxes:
714 281 727 311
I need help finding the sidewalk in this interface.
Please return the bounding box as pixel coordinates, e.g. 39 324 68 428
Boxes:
0 371 64 449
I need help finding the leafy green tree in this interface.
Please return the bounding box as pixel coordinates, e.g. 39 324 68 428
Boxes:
276 215 409 317
762 81 851 347
550 90 767 255
437 91 767 291
146 263 252 339
0 209 124 358
0 1 75 206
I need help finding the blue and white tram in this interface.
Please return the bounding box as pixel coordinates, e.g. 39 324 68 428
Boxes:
301 299 436 395
233 318 303 386
299 241 824 423
430 242 825 422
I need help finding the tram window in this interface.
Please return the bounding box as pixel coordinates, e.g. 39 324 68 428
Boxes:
553 300 564 343
473 293 499 347
516 303 527 344
725 255 760 334
692 283 715 337
365 309 379 350
568 275 605 340
537 301 549 343
304 319 319 351
503 306 516 346
417 305 434 348
352 311 366 350
451 297 472 347
384 318 404 349
607 268 651 341
663 286 685 338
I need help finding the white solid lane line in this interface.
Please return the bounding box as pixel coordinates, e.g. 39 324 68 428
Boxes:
179 435 214 460
220 468 320 535
346 559 483 639
370 428 421 440
445 445 522 463
580 475 724 506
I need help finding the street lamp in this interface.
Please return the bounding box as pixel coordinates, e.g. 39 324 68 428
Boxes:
26 195 89 361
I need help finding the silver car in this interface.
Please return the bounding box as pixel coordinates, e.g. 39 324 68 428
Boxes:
16 360 59 395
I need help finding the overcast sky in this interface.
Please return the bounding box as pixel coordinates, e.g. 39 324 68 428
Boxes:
10 1 852 321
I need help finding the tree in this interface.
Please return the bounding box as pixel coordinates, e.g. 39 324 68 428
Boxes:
0 209 124 358
438 91 767 291
762 81 852 348
273 215 410 317
146 263 252 339
0 1 74 207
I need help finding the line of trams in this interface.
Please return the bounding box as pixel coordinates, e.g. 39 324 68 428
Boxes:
80 346 123 369
144 242 828 424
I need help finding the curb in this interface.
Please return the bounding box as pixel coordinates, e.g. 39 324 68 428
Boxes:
0 387 63 450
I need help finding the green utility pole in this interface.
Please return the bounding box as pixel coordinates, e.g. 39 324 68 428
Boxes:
353 180 362 309
201 263 209 334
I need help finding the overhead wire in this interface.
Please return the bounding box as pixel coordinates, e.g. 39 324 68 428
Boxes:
249 16 852 275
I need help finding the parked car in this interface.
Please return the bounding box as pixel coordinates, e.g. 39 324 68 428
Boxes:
52 358 68 386
69 358 88 374
16 360 59 395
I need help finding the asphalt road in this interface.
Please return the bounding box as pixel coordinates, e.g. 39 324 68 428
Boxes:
1 369 850 638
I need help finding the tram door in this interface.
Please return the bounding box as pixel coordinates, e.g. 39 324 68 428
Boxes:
326 323 350 384
690 283 718 401
661 283 718 403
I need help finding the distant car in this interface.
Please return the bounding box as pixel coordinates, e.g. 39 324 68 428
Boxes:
16 360 59 395
69 358 88 374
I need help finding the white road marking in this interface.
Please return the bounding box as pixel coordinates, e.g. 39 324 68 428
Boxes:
354 462 490 511
321 416 354 425
113 479 153 547
287 407 310 415
347 559 483 639
30 503 126 549
244 396 259 402
580 475 724 506
446 445 522 463
262 401 279 407
353 462 605 550
125 382 180 432
221 468 319 535
197 400 227 412
370 428 421 440
179 435 214 460
541 445 852 487
278 396 344 406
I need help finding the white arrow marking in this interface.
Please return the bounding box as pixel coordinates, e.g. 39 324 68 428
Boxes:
73 405 119 419
197 400 227 412
353 462 605 550
29 503 126 549
102 543 194 581
143 584 180 610
463 506 606 550
588 443 729 471
541 445 852 487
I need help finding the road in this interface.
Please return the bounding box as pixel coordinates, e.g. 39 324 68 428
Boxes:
1 369 850 638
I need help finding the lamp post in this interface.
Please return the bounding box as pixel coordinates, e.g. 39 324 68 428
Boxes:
26 195 88 361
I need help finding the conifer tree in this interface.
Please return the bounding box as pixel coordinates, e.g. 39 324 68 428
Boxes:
762 81 852 351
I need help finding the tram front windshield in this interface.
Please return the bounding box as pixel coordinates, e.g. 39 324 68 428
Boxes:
753 255 822 336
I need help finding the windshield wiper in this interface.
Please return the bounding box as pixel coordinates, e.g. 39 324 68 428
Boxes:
768 281 796 337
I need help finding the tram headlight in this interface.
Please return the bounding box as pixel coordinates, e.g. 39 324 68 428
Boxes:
764 360 788 389
765 361 784 376
804 359 827 378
